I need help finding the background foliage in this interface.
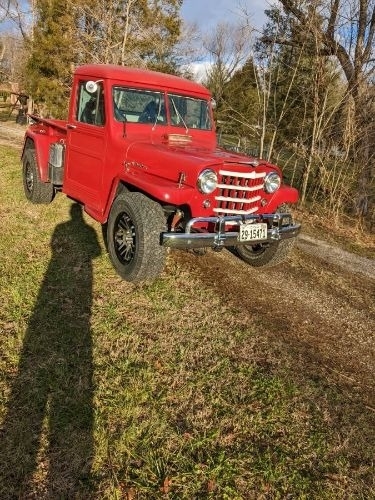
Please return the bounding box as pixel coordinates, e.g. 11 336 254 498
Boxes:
0 0 374 225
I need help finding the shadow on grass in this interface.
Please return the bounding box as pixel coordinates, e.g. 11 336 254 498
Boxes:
0 203 101 498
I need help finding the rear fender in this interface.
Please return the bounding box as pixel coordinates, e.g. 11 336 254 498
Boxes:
22 128 67 183
22 131 54 183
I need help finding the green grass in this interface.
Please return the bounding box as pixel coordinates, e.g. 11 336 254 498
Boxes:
0 145 374 498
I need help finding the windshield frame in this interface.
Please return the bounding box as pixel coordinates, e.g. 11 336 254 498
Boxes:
112 86 212 130
167 93 213 131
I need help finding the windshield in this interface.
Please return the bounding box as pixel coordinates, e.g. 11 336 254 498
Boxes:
112 87 212 130
113 87 166 124
168 94 212 130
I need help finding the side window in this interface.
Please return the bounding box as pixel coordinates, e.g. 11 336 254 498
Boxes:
77 81 105 126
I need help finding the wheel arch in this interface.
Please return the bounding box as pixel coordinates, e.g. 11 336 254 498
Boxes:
102 178 185 224
265 186 299 213
21 132 51 183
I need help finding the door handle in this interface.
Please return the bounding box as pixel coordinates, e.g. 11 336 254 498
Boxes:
67 124 77 129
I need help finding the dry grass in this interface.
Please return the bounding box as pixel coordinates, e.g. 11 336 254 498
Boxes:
294 207 375 259
0 145 374 498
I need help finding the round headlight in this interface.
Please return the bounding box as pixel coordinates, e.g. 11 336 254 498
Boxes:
264 172 281 193
197 169 218 194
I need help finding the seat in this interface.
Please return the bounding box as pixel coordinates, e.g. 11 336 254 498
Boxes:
80 96 105 125
80 98 96 124
138 101 157 123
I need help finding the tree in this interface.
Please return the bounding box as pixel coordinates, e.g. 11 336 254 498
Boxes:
26 0 78 117
72 0 181 72
0 1 31 86
23 0 182 117
203 21 253 104
0 32 27 85
0 0 32 41
213 58 263 151
258 6 345 203
272 0 375 218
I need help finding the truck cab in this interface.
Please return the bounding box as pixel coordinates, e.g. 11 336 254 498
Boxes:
22 64 300 282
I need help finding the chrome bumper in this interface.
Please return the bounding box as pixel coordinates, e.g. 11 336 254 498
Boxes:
162 213 301 250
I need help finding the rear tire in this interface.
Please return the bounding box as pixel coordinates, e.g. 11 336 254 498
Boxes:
22 149 54 203
107 192 167 282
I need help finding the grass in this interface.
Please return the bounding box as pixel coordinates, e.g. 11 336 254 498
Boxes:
0 145 374 498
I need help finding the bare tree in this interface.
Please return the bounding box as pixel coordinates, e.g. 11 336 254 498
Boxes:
0 32 26 83
276 0 375 218
0 0 33 41
70 0 181 70
203 21 254 102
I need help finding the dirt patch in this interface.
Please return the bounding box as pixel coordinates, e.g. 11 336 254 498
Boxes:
0 121 25 148
298 234 375 279
172 236 375 408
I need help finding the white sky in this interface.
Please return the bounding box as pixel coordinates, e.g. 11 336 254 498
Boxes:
181 0 271 31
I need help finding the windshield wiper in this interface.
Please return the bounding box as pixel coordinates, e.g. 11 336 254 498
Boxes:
152 99 164 130
170 97 188 133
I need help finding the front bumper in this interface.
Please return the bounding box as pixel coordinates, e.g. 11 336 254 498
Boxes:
162 213 301 250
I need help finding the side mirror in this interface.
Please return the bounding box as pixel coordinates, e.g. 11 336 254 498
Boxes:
86 81 98 93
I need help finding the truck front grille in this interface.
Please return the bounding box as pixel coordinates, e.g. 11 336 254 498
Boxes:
214 169 266 215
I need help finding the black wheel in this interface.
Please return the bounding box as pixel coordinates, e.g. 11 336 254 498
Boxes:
107 192 167 282
22 149 54 203
234 238 295 268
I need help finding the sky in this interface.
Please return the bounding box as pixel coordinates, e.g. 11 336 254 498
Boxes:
180 0 272 80
0 0 271 82
0 1 270 34
180 0 270 32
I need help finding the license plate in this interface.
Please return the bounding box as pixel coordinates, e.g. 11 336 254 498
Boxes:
238 222 268 242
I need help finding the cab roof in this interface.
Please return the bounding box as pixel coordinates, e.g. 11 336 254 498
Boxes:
75 64 211 97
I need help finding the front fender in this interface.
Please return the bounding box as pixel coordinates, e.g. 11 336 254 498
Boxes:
100 170 197 223
122 167 197 205
266 185 299 212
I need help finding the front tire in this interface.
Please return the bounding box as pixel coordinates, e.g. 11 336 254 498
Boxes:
234 238 295 268
107 192 167 282
22 149 54 203
235 204 296 268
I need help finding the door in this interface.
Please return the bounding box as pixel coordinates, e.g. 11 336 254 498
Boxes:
64 80 107 211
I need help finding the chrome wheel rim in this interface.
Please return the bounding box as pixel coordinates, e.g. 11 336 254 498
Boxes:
114 212 136 265
25 163 34 193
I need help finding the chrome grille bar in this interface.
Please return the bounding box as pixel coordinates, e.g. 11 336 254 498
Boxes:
215 168 266 215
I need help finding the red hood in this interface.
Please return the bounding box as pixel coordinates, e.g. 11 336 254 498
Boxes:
125 140 278 188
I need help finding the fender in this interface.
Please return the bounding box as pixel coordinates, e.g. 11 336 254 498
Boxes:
22 131 51 182
266 185 299 213
22 124 67 183
98 171 197 223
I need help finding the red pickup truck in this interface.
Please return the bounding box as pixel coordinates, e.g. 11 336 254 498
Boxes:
22 64 300 282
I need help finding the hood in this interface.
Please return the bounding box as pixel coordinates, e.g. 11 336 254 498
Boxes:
125 139 274 188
